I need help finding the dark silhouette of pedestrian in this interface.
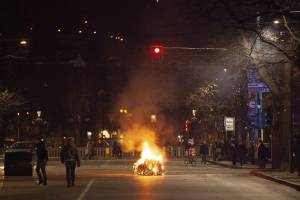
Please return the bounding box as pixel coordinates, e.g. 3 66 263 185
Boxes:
60 137 80 187
237 142 247 166
257 140 268 169
36 139 48 185
85 141 93 160
113 140 122 159
211 141 217 161
248 141 255 165
230 140 237 166
200 142 209 164
294 135 300 176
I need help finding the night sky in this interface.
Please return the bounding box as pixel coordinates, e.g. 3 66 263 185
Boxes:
0 0 236 46
0 0 245 138
0 0 158 43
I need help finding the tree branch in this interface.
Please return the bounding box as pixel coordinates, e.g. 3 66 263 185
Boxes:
283 15 300 43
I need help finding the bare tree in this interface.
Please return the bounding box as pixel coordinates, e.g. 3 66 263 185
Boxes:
217 0 300 169
0 89 26 125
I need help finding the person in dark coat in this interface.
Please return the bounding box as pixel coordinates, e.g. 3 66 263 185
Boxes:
248 141 255 165
230 139 237 166
60 137 80 187
294 135 300 176
237 142 247 166
200 142 209 164
35 139 48 185
257 140 268 169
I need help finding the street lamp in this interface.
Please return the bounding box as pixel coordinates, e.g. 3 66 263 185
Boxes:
102 130 110 138
37 110 42 118
119 108 128 114
150 114 157 123
19 40 28 46
17 112 20 141
273 20 280 24
192 109 197 117
87 131 92 140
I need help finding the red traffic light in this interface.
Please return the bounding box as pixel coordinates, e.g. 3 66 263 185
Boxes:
149 45 164 64
185 120 190 132
151 45 163 55
154 47 161 54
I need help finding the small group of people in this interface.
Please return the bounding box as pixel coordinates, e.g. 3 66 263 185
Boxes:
210 140 225 161
199 142 209 164
112 140 122 159
230 141 248 167
229 139 269 168
35 137 80 187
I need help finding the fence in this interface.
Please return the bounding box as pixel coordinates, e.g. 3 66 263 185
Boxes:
0 146 203 159
46 146 192 160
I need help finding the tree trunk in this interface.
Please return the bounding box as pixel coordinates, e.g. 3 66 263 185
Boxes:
271 100 280 169
272 62 292 170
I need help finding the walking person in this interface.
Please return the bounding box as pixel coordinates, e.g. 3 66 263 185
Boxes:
294 135 300 176
85 141 93 160
237 142 247 167
212 140 217 161
200 141 209 164
257 140 267 169
35 139 48 185
230 139 237 166
60 137 80 187
248 141 255 165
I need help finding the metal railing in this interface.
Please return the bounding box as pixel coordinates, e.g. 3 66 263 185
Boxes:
47 146 190 159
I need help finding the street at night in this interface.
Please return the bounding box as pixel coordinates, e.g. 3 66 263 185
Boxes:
1 0 300 199
0 160 300 200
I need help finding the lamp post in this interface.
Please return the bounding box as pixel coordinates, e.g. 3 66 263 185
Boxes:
87 131 92 140
17 112 20 141
150 114 157 123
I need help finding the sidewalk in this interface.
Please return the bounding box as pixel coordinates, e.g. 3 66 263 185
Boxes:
251 170 300 191
209 159 300 191
208 160 260 169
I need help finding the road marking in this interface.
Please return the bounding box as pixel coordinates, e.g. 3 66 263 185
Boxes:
77 178 95 200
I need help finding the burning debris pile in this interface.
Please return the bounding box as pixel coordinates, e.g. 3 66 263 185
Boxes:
133 142 165 176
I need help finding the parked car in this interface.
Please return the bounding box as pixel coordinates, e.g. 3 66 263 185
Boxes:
4 141 38 176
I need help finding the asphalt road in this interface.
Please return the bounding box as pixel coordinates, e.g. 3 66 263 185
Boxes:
0 160 300 200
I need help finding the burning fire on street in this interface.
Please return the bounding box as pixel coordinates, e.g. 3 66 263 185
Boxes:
133 142 165 176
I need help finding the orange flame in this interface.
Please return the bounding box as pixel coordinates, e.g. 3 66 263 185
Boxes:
136 142 163 165
133 141 165 176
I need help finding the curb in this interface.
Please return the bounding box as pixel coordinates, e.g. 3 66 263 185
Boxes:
250 170 300 191
208 160 236 168
208 160 258 169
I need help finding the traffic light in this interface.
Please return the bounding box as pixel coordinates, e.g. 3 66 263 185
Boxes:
150 45 164 64
151 45 163 55
184 120 190 133
153 47 161 54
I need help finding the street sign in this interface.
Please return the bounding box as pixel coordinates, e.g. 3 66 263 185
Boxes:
248 92 256 120
188 138 194 145
224 117 235 131
247 68 270 93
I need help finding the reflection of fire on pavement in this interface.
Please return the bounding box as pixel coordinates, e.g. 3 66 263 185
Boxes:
133 142 165 176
